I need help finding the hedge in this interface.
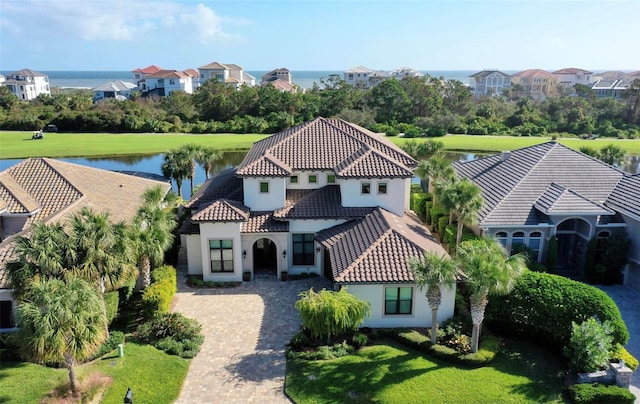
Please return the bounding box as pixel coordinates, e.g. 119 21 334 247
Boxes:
410 193 430 221
429 206 447 229
142 265 178 317
437 216 449 239
104 291 119 325
567 383 635 404
485 271 629 352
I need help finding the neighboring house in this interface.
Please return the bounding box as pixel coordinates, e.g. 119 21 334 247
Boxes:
469 70 512 97
198 62 256 89
184 68 201 90
552 67 594 88
93 80 138 102
143 70 194 96
390 67 424 80
132 65 163 90
261 68 297 93
344 66 375 89
180 117 456 328
368 70 392 87
1 69 50 101
0 158 171 331
590 71 636 99
511 69 559 100
452 142 640 290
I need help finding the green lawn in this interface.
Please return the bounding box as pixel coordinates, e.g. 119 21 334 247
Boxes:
1 131 638 160
285 338 568 403
0 342 189 404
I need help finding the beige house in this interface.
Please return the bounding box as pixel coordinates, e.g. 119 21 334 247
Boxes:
511 69 559 100
198 62 256 89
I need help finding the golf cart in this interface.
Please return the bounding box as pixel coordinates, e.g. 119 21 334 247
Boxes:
32 130 44 139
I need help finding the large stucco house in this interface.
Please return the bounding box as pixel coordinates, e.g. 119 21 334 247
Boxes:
0 159 170 330
469 70 512 97
452 142 640 291
1 69 51 101
180 118 455 328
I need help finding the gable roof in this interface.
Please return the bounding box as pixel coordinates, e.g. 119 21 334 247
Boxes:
94 81 137 92
146 70 189 79
534 182 614 216
184 168 243 210
273 186 374 220
513 69 556 78
236 117 417 178
8 69 47 78
470 70 512 78
452 142 625 226
345 66 374 74
198 62 230 70
552 68 593 75
132 65 163 74
191 199 249 222
0 158 171 287
606 174 640 220
317 208 448 284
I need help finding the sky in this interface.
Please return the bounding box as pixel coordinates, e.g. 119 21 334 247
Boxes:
1 0 639 72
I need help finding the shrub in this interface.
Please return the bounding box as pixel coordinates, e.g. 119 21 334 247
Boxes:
545 237 558 273
486 271 629 352
288 330 311 351
287 341 355 361
429 332 499 367
350 333 369 349
136 312 204 359
0 332 20 361
564 318 614 373
142 266 177 317
411 193 430 221
567 383 635 404
443 225 456 247
429 206 446 231
395 329 430 351
104 291 119 325
610 344 639 371
89 331 125 360
151 265 177 285
437 215 449 238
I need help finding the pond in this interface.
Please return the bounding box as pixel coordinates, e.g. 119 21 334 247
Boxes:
0 151 638 200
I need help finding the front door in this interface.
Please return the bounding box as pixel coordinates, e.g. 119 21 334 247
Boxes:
253 238 277 275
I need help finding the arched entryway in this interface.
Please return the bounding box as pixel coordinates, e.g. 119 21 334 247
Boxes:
253 238 277 275
555 218 591 272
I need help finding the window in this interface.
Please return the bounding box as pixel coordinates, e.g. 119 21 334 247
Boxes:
361 182 371 195
528 232 542 260
327 174 336 184
209 240 234 273
511 231 525 253
259 181 269 193
292 234 315 265
378 182 388 194
0 300 13 329
495 231 508 247
385 287 413 315
308 174 317 184
169 79 175 85
290 175 298 184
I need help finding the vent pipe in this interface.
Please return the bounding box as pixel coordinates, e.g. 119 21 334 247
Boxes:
501 151 511 161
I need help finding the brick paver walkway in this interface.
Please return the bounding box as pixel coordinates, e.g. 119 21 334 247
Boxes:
173 268 330 404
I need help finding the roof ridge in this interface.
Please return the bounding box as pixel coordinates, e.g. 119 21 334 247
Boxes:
220 198 250 220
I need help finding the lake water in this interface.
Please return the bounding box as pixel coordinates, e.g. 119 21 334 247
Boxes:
0 151 638 200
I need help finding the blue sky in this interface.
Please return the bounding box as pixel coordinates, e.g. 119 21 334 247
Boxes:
1 0 638 72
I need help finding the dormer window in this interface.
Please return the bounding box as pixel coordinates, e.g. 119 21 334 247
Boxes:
290 176 298 184
308 175 317 184
361 182 371 195
327 175 336 184
259 181 269 193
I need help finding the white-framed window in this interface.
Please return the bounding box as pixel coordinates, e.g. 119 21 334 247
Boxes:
292 234 315 265
259 181 269 193
495 231 508 248
385 287 413 315
210 239 234 273
308 174 317 184
511 231 525 253
528 231 542 260
361 182 371 195
290 175 298 184
327 174 336 184
378 182 388 194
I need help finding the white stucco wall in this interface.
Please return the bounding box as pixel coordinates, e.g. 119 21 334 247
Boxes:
345 283 456 328
286 171 336 190
622 214 640 291
182 233 203 275
199 222 243 282
243 177 286 211
341 178 408 216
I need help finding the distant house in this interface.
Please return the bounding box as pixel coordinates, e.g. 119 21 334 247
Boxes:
1 69 50 101
552 67 594 88
143 70 194 96
390 67 423 80
179 117 456 328
344 66 375 89
469 70 512 97
93 80 138 102
368 70 392 87
184 68 201 90
0 158 170 331
511 69 559 100
591 72 637 99
131 65 163 89
198 62 256 89
261 68 298 92
452 142 640 291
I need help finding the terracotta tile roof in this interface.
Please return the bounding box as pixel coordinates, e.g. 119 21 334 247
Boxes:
236 117 416 178
191 199 250 222
534 182 614 215
453 142 625 226
317 209 448 284
0 158 171 288
335 148 415 178
184 168 243 209
552 68 593 75
513 69 556 78
607 174 640 219
183 69 199 77
241 211 289 233
147 70 189 79
132 65 163 74
273 186 374 220
198 62 229 70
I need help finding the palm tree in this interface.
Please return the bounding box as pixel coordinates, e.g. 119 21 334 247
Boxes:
178 144 202 196
161 149 190 198
409 252 459 344
130 203 176 289
415 155 455 197
16 277 107 396
401 139 443 161
196 145 223 180
438 178 483 246
456 238 527 352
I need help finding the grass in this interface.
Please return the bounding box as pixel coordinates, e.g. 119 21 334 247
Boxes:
0 342 189 404
285 338 568 403
1 131 638 160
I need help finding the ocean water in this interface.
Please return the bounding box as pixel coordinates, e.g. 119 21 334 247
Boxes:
1 70 482 90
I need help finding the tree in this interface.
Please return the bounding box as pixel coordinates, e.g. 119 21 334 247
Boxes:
196 145 223 180
16 278 107 396
400 139 444 160
456 238 527 352
294 288 371 344
409 252 459 344
366 78 412 123
622 78 640 125
438 178 483 245
597 144 626 166
161 148 190 198
415 155 455 196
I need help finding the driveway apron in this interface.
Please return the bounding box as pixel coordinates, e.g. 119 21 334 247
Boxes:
173 271 331 404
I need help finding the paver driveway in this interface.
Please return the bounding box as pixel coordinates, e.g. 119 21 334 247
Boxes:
173 272 331 403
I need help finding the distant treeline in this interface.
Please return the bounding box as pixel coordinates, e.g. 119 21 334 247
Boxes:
1 74 639 138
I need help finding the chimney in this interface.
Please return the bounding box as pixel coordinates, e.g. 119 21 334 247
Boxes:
501 151 511 161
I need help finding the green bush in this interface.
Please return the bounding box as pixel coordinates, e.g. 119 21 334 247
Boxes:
429 333 499 367
287 341 355 361
151 265 177 285
395 329 430 351
350 333 369 349
564 318 614 372
545 237 558 273
567 383 635 404
429 206 446 230
90 330 125 360
136 312 204 359
437 216 449 239
411 193 430 221
142 266 178 317
610 344 639 371
104 291 119 325
486 271 629 352
443 225 456 246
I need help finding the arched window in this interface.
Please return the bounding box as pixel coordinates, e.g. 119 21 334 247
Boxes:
495 232 507 247
528 232 542 261
511 232 525 254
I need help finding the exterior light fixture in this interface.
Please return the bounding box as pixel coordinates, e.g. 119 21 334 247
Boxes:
242 250 247 260
282 250 287 259
316 247 321 253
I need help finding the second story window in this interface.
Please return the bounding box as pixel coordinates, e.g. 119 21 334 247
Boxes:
259 181 269 193
378 182 388 194
361 182 371 195
308 174 317 184
290 176 298 184
327 175 336 184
